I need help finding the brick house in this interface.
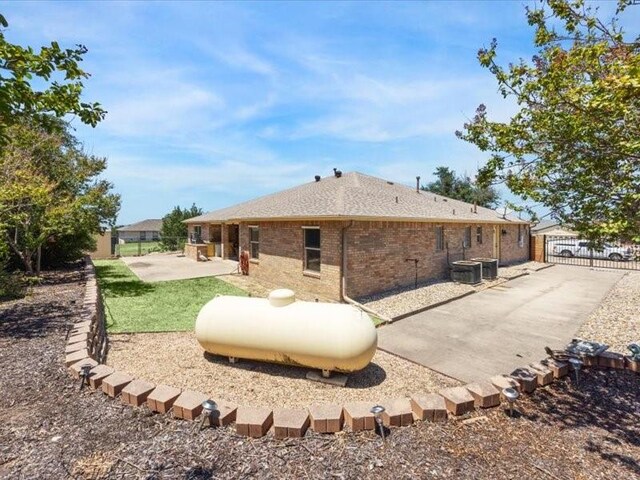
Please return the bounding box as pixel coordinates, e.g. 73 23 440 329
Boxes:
117 219 162 243
184 172 530 301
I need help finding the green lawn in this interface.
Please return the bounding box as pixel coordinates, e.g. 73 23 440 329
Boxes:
115 241 162 257
94 259 247 333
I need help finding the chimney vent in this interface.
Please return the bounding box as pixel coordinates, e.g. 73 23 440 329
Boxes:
314 175 321 182
416 176 421 193
333 168 342 178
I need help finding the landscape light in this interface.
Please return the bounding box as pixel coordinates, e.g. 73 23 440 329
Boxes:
568 357 583 387
78 364 93 390
370 405 386 442
502 387 520 418
200 399 218 430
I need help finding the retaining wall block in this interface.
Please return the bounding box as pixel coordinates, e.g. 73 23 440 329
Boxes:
101 371 134 398
206 399 237 427
509 367 538 393
528 363 554 386
68 358 99 377
625 356 640 373
65 349 91 367
273 408 310 439
580 355 599 367
65 342 88 354
308 404 344 433
540 358 569 379
439 387 475 416
381 398 414 427
465 382 501 408
121 379 156 407
147 385 182 414
88 365 115 389
67 332 90 346
236 406 273 438
490 375 521 397
410 393 447 422
598 352 625 369
343 401 376 431
172 390 209 420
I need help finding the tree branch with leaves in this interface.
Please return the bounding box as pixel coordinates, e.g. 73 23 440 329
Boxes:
457 0 640 243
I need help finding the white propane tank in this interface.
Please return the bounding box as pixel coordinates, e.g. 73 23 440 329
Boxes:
195 289 377 373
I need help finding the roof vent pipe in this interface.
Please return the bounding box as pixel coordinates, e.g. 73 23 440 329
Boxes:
333 168 342 178
453 208 456 215
314 175 321 182
416 176 421 193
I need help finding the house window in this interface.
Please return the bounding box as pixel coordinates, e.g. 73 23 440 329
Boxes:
518 225 524 247
463 226 472 248
435 226 445 251
476 226 483 245
152 231 159 241
303 227 321 272
140 231 146 241
249 226 259 259
192 225 202 244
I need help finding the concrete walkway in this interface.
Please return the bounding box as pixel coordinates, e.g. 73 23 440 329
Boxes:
377 265 625 383
121 253 238 282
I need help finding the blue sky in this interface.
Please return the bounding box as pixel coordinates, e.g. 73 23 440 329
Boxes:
4 1 638 224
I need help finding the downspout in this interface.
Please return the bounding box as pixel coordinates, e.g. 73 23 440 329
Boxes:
341 221 393 324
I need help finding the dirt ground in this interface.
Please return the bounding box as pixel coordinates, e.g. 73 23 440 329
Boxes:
1 266 639 480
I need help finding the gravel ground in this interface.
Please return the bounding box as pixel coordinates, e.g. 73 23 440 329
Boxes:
107 332 459 408
576 271 640 354
359 261 549 319
1 266 639 479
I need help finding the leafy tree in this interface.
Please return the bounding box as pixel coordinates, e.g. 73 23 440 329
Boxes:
422 166 500 208
0 13 105 144
160 204 202 251
457 0 640 243
0 119 120 274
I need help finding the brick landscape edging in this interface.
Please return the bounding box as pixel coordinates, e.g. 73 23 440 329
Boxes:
64 258 638 439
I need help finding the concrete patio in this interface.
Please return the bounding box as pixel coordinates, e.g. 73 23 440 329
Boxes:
121 253 238 282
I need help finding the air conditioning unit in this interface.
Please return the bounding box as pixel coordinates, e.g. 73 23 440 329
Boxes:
450 261 482 284
471 258 499 280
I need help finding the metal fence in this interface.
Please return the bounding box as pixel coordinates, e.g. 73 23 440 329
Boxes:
544 235 640 271
114 237 186 257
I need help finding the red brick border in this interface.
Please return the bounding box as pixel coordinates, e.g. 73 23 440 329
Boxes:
67 257 638 440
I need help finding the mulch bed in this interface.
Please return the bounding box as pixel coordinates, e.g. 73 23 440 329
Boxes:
1 266 639 479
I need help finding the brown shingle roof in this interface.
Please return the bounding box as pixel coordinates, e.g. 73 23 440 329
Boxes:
117 219 163 232
185 172 528 224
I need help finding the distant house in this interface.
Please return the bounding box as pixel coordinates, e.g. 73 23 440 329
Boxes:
184 171 530 301
531 220 576 237
117 219 162 243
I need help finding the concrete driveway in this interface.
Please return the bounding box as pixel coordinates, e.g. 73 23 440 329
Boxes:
121 253 238 282
377 265 625 383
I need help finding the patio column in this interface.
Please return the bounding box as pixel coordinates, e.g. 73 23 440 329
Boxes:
221 223 228 260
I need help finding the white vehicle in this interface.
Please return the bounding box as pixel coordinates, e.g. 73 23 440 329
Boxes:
548 239 633 261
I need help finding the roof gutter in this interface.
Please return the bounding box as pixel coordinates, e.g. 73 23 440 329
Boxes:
340 221 392 324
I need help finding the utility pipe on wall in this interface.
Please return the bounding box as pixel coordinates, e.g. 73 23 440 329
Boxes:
340 221 393 324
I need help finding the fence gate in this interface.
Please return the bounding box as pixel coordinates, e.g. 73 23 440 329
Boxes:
544 235 640 271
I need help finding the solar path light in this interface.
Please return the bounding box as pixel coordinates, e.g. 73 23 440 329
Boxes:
502 387 520 418
370 405 386 442
568 357 583 388
78 364 93 391
200 399 218 430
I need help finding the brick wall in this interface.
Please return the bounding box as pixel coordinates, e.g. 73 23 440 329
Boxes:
499 224 530 265
237 220 530 301
239 221 346 301
345 221 497 298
